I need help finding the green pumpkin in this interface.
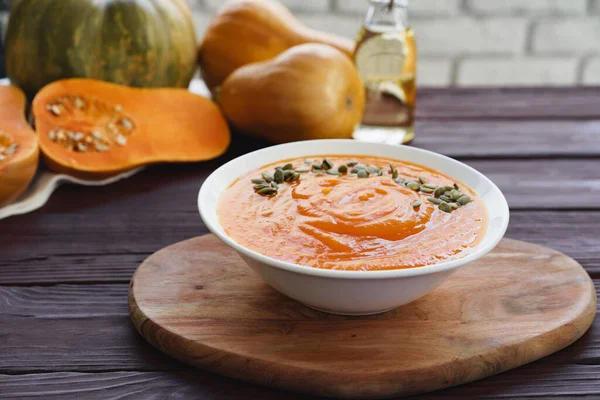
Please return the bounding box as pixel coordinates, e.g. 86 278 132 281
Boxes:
5 0 197 99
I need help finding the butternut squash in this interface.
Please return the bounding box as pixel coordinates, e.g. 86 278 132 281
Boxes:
32 79 230 178
0 86 39 207
220 43 365 143
198 0 355 93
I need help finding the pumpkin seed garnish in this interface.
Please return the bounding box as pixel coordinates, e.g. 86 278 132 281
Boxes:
283 170 296 181
295 167 310 173
439 195 452 203
354 163 366 170
251 178 266 184
254 184 270 190
454 183 460 190
282 163 293 171
357 170 369 178
338 164 348 173
274 169 284 183
427 197 442 205
411 200 422 208
394 177 404 184
367 165 380 174
261 172 274 182
74 97 85 110
270 181 279 189
326 169 340 176
312 162 322 170
444 186 455 192
434 187 445 197
422 183 438 190
420 187 434 193
116 135 127 146
304 158 313 164
444 191 452 196
346 160 359 166
406 181 421 191
449 202 459 209
419 176 427 184
457 195 472 205
438 201 452 213
450 189 462 201
321 159 333 170
257 187 277 196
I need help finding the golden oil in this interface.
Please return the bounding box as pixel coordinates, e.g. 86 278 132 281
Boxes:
353 0 417 144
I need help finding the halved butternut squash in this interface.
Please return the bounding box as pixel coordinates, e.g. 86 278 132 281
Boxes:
32 79 230 178
0 86 39 207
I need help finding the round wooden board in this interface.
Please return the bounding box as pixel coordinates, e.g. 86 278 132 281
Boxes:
129 235 596 399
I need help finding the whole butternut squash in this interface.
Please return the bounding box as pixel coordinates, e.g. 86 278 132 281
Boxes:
198 0 354 93
0 86 39 207
220 43 365 143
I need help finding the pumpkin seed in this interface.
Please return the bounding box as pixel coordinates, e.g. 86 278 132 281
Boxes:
321 159 333 170
422 183 438 190
91 131 103 140
304 158 313 164
251 178 266 185
438 202 452 213
350 167 359 174
457 195 472 205
434 187 445 197
338 164 348 173
50 104 62 116
394 177 404 184
427 197 442 205
114 104 123 112
74 97 85 110
284 170 297 181
444 191 452 196
48 130 57 141
367 165 380 174
357 170 369 178
326 169 340 176
346 160 359 166
354 164 366 170
290 172 301 181
6 144 17 154
116 135 127 146
392 169 399 179
449 202 459 209
312 162 322 170
257 187 277 196
95 143 109 152
444 186 455 192
406 181 421 190
420 187 434 193
74 132 84 141
439 195 452 203
295 167 310 173
270 181 279 189
450 189 462 201
121 117 133 131
273 169 284 183
76 143 88 152
261 172 274 182
454 183 460 190
254 184 270 190
411 200 422 208
419 176 427 184
282 163 293 171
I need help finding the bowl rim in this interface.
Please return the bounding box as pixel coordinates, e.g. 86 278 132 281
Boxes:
198 139 510 280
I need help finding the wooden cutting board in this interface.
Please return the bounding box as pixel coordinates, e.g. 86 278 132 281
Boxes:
129 235 596 399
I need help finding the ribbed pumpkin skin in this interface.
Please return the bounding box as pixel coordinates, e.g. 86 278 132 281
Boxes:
5 0 197 99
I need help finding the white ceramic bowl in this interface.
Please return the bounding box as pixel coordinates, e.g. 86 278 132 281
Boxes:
198 140 509 315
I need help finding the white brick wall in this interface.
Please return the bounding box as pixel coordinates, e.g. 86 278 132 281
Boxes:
187 0 600 86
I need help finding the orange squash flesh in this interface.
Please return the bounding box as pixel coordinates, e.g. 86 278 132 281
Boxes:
32 79 230 178
0 86 39 207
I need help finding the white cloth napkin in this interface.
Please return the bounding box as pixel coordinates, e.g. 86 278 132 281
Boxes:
0 78 211 220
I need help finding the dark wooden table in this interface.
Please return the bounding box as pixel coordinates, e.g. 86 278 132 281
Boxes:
2 87 600 399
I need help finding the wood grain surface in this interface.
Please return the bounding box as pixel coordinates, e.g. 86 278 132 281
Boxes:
129 235 596 399
2 88 600 399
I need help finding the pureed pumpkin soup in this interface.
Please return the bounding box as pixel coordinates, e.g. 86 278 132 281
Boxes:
217 156 487 271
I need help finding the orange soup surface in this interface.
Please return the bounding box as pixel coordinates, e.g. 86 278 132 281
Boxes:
218 156 487 271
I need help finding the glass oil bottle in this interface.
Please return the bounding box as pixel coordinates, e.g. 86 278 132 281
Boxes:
353 0 417 145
